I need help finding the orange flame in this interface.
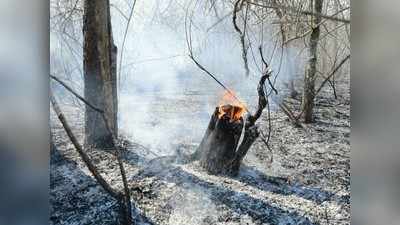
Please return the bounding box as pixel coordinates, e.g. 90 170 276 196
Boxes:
217 90 246 121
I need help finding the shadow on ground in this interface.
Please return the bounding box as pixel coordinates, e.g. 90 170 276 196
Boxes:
235 165 334 204
50 144 156 225
130 156 321 225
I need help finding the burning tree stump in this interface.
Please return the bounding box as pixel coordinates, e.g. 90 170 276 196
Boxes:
196 106 244 174
192 75 268 176
193 104 261 176
187 45 275 176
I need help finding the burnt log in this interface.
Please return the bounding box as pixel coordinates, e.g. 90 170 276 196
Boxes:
196 107 243 174
192 105 260 176
193 71 269 176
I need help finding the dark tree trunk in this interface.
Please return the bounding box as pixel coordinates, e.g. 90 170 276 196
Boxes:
83 0 118 148
197 107 243 174
194 106 259 176
301 0 323 123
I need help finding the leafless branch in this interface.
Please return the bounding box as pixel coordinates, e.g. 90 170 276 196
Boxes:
258 46 278 95
248 72 269 125
185 7 249 113
233 0 250 77
50 92 122 200
50 74 103 112
118 0 138 91
206 11 233 32
50 75 133 224
316 54 350 95
111 3 129 20
247 1 350 24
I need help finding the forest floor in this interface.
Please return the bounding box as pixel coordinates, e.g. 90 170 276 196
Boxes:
50 73 350 225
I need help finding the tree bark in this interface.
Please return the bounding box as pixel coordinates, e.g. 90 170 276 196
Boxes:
83 0 118 148
194 108 260 176
301 0 323 123
197 107 244 175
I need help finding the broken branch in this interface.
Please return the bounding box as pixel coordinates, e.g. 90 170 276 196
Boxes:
50 92 122 200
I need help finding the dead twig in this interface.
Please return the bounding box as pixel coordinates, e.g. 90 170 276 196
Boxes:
316 54 350 95
247 1 350 24
50 75 103 112
185 8 249 113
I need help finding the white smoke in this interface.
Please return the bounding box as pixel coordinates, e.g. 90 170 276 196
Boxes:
113 0 305 155
49 1 307 223
49 0 305 158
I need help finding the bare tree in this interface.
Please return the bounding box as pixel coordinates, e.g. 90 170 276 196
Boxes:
83 0 118 148
301 0 323 123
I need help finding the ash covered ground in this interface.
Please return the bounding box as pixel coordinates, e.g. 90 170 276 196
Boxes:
50 72 350 225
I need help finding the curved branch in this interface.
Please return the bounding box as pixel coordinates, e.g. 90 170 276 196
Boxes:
233 0 250 77
249 73 269 126
258 46 278 95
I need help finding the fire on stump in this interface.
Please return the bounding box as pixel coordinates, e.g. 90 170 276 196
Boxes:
217 91 247 122
191 90 260 176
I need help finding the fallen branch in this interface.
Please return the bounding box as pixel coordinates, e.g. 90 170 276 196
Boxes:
50 92 122 200
50 75 133 224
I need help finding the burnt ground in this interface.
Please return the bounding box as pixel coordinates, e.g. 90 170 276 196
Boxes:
50 73 350 225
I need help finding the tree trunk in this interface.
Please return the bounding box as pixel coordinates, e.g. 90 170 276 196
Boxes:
301 0 323 123
83 0 118 148
193 106 259 176
197 107 243 174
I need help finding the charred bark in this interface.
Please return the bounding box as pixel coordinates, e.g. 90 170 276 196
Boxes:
194 108 261 176
83 0 118 148
197 107 244 174
228 121 259 176
301 0 323 123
